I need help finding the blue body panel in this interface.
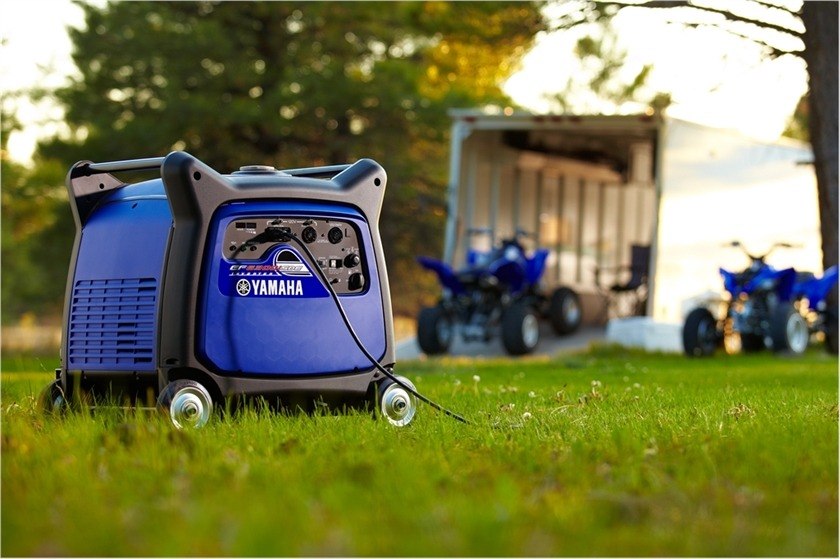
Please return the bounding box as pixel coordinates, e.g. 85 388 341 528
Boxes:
68 180 171 371
720 265 797 302
417 256 466 295
793 266 839 310
199 202 386 375
419 243 548 297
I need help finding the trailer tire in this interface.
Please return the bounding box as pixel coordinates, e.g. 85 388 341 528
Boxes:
549 287 582 335
683 308 718 357
502 303 540 355
417 306 453 355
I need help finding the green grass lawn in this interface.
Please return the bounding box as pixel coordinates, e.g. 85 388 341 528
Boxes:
2 346 837 556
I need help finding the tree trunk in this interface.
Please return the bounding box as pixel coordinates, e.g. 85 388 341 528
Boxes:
801 2 839 270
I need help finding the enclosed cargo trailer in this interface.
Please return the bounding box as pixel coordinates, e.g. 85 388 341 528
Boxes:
443 109 821 348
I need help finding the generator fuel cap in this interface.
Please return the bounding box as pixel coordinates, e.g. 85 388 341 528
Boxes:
233 165 289 175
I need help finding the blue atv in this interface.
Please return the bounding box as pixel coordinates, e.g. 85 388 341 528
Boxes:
792 265 838 354
416 229 582 356
683 241 809 357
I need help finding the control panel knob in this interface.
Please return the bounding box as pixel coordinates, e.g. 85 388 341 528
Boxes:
344 253 361 268
348 273 365 291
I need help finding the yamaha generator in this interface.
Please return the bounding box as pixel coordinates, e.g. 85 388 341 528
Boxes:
40 151 421 428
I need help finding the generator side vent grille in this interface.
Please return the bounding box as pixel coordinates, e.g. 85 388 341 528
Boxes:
68 278 157 368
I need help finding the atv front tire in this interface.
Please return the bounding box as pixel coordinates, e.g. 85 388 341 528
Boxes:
770 304 809 355
683 307 718 357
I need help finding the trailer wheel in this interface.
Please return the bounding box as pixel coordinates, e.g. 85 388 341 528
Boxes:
38 380 67 415
502 303 540 355
377 376 417 427
770 304 809 355
158 379 214 429
417 305 453 355
549 287 582 335
683 308 718 357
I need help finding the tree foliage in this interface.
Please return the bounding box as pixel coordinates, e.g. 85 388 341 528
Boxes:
31 1 545 317
1 111 71 322
547 22 670 114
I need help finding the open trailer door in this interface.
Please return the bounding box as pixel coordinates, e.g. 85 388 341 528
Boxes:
443 110 661 325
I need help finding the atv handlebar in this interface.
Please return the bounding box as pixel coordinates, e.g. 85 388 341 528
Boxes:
726 240 799 263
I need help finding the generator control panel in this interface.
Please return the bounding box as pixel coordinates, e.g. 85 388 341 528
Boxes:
222 216 367 294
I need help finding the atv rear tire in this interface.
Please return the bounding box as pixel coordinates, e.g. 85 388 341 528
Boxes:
549 287 582 335
417 306 453 355
683 307 718 357
770 304 809 355
502 303 540 355
740 333 766 353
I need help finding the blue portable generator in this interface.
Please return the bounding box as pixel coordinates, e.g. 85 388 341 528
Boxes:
40 151 424 428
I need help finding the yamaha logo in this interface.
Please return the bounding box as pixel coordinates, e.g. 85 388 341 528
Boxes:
227 247 315 298
236 279 251 296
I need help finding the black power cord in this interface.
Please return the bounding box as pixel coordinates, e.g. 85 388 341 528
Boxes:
241 225 469 424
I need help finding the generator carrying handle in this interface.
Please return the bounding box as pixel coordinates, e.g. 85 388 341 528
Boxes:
66 156 167 226
281 163 351 179
87 157 165 173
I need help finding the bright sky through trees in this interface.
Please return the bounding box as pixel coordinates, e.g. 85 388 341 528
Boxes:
1 0 809 164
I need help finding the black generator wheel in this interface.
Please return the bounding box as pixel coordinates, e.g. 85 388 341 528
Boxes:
38 380 67 415
158 379 215 429
502 303 540 356
549 287 582 335
683 307 718 357
417 305 453 355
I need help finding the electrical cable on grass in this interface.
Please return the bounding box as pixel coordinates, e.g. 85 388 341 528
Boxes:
241 226 469 425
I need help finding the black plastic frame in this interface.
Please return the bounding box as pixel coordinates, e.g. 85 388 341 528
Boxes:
62 151 395 403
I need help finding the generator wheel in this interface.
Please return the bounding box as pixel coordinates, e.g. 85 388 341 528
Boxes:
770 304 809 355
549 287 582 335
502 303 540 355
378 376 417 427
158 379 214 429
38 380 67 415
683 307 718 357
417 305 453 355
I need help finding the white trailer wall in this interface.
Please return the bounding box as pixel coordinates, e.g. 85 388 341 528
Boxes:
651 119 821 323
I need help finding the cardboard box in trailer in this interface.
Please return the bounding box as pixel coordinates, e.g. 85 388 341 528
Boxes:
443 109 821 351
